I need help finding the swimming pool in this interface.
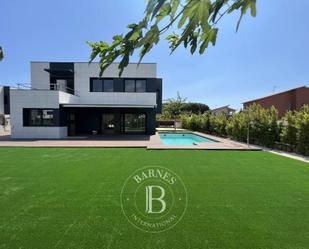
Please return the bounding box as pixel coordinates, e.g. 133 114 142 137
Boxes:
159 132 217 146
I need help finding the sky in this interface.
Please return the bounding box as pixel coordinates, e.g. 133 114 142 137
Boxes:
1 0 309 110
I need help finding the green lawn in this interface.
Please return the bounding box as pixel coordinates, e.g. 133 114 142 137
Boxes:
0 148 309 249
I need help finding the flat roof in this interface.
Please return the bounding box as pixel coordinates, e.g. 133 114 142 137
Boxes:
61 104 156 108
30 61 157 64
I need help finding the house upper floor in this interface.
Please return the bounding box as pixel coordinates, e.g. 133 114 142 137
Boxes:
28 62 162 112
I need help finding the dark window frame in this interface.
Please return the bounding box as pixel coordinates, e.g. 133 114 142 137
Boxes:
90 78 114 92
23 108 57 127
122 113 147 134
124 79 147 92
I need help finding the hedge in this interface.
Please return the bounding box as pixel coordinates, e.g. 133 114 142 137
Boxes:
180 104 309 156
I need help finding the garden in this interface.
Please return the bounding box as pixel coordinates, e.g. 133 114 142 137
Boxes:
0 148 309 249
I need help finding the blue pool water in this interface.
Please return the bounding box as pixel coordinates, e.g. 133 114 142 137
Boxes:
159 132 216 146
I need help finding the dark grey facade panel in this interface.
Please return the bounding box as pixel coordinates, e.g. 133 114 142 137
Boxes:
48 63 75 93
113 78 124 92
3 86 10 114
146 78 162 113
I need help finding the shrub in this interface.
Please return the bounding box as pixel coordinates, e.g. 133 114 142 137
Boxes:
295 105 309 155
280 111 297 147
180 103 308 156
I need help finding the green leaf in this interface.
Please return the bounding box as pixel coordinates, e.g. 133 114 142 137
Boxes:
151 0 167 20
199 28 218 54
210 0 226 23
171 0 180 18
156 2 171 23
89 0 257 77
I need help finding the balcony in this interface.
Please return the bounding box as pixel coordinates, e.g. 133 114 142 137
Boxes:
50 83 75 95
60 92 157 108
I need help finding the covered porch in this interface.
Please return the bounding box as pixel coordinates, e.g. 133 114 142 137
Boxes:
61 106 157 136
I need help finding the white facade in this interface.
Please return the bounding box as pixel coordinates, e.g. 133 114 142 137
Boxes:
10 62 159 139
0 87 4 114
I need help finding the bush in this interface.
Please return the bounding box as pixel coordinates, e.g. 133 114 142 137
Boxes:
295 105 309 155
180 103 309 156
280 111 297 147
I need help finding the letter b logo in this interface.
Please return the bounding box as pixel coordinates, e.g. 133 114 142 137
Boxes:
145 185 166 214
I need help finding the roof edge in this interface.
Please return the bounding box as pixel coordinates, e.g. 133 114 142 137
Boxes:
243 85 308 104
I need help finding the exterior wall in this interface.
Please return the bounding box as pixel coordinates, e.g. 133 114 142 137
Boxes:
243 87 309 118
295 87 309 109
59 91 79 104
29 62 160 109
0 87 3 114
74 62 156 97
65 92 156 107
31 62 50 90
10 89 67 139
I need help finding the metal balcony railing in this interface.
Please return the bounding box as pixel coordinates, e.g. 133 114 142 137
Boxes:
50 83 75 95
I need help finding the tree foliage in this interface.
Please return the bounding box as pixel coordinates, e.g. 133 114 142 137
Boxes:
295 105 309 155
180 103 309 156
159 92 209 119
161 92 187 119
88 0 257 76
181 102 210 114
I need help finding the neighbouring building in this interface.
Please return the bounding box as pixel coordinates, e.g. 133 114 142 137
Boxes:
0 86 10 130
210 105 236 116
243 86 309 118
10 62 162 138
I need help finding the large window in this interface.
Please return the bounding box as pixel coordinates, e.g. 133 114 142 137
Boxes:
125 80 135 92
124 114 146 133
125 79 146 92
92 79 103 92
90 79 114 92
23 109 56 126
103 79 114 92
136 80 146 92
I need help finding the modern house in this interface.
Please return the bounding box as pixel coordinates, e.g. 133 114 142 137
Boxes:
10 62 162 138
243 86 309 117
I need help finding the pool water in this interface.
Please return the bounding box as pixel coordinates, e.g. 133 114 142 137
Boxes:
159 132 216 146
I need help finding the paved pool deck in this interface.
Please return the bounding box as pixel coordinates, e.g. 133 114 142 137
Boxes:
1 130 309 162
0 130 258 150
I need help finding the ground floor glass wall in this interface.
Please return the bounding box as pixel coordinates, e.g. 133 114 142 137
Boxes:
64 108 154 135
124 114 146 133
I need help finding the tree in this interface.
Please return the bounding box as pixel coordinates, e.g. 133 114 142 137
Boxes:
88 0 257 76
295 105 309 155
181 102 209 114
162 92 187 119
0 47 3 61
280 111 297 147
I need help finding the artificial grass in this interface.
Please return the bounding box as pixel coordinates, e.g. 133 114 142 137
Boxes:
0 148 309 249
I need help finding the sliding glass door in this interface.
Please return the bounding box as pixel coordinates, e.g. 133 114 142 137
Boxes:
124 114 146 133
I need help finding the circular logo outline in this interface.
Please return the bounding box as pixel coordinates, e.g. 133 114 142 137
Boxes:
120 166 188 233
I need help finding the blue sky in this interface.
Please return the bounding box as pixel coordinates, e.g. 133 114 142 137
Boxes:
1 0 309 109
